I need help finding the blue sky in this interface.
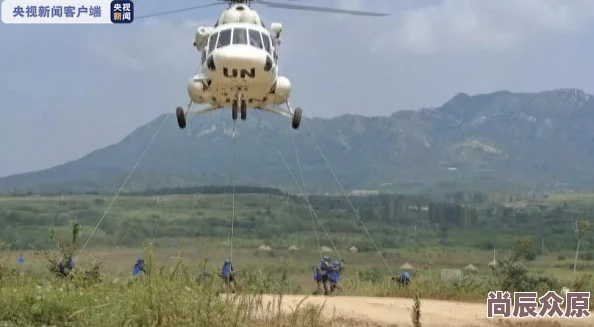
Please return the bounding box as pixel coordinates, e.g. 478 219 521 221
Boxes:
1 0 593 176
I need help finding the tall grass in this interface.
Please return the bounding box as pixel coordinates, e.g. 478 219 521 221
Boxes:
0 245 336 326
1 230 592 326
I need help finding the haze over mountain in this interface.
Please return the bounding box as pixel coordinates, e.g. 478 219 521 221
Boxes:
2 88 594 194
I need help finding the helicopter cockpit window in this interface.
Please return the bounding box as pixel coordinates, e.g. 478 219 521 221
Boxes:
232 28 248 45
248 29 263 49
208 32 218 53
261 33 271 53
217 29 232 48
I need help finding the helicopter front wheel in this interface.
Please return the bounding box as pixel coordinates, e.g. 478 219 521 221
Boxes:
240 100 247 120
176 107 186 129
292 107 302 130
232 100 238 120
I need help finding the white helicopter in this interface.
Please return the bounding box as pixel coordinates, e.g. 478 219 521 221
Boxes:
137 0 389 130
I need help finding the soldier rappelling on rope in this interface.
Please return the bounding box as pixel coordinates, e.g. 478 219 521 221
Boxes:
220 258 236 293
393 271 411 286
132 257 145 277
313 255 332 295
57 256 74 278
329 259 344 294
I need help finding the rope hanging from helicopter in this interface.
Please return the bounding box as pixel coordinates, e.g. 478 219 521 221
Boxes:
229 121 238 262
291 133 322 260
73 0 391 273
253 110 340 260
75 114 171 261
261 112 396 277
303 122 395 277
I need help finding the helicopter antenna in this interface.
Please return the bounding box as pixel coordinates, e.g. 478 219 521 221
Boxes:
136 0 389 20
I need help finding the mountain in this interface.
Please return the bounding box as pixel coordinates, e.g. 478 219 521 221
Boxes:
2 88 594 194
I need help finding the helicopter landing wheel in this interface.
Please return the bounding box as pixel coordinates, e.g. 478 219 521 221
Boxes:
292 107 302 130
240 100 247 120
232 100 238 120
176 107 186 129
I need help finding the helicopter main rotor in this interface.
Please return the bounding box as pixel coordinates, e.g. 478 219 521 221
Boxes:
136 0 389 20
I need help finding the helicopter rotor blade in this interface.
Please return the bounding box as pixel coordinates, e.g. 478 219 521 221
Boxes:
135 2 224 20
256 0 389 17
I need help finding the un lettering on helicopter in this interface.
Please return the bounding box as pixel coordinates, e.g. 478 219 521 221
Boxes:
133 0 389 130
223 67 256 79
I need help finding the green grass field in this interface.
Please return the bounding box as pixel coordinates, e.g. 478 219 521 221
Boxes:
0 192 593 326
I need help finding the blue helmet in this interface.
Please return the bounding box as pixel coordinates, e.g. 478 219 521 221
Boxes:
322 255 331 261
224 258 231 264
333 260 341 265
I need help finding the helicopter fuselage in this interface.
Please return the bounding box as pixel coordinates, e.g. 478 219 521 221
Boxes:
188 22 290 109
174 0 388 129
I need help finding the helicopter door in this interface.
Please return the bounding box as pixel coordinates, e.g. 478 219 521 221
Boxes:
262 33 271 54
261 33 276 61
207 32 218 53
203 32 218 65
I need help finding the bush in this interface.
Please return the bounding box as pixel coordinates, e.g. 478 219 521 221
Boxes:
43 221 101 285
491 259 559 294
490 237 559 295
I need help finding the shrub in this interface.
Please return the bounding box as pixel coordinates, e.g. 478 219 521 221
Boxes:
42 221 101 285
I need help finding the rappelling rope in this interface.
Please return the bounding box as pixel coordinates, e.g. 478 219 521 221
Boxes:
208 121 238 242
291 133 322 260
230 120 237 263
254 111 341 260
75 114 170 261
304 121 394 277
279 136 341 260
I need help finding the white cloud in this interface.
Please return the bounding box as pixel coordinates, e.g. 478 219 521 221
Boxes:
375 0 594 55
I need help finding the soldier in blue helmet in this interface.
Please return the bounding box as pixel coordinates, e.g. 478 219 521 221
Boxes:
393 271 411 286
313 255 332 295
57 256 74 278
220 258 236 293
132 258 145 276
329 259 344 294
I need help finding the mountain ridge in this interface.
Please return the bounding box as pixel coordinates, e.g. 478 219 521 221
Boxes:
2 88 594 194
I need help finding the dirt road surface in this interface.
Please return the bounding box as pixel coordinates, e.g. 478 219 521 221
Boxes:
260 294 593 326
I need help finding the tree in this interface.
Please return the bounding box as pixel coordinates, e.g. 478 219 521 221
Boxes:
572 218 590 280
511 237 532 262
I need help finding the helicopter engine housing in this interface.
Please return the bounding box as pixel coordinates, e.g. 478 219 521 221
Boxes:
195 26 214 48
187 75 209 102
270 22 282 37
268 76 291 104
219 4 262 25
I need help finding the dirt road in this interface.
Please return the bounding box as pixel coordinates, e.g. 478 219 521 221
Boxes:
260 294 593 326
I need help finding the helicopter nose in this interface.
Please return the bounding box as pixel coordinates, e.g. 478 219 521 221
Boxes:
213 45 267 71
